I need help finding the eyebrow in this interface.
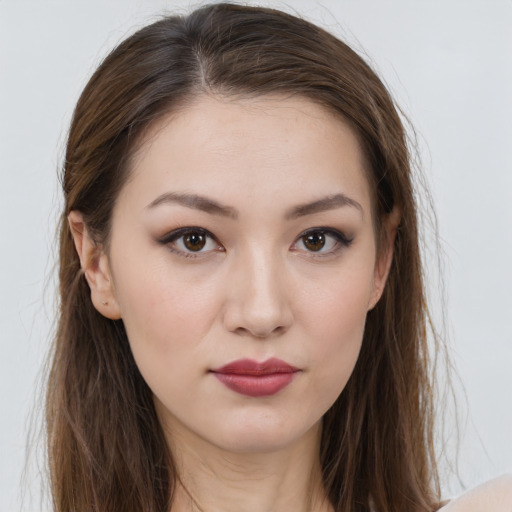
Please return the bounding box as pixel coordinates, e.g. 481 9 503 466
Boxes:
145 192 363 220
284 193 364 220
146 192 238 219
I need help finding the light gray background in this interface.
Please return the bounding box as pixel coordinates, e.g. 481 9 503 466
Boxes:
1 1 511 510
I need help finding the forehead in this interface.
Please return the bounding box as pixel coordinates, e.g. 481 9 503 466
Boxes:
121 94 372 217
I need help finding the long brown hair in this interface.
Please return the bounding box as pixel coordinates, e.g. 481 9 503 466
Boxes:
47 3 443 511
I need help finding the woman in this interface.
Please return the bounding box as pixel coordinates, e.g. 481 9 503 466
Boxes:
46 3 511 511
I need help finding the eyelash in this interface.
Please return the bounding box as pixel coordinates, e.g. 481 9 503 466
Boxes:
292 227 353 257
158 227 223 259
158 226 353 259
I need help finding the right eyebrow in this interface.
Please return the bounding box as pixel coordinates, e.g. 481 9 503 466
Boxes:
145 192 239 219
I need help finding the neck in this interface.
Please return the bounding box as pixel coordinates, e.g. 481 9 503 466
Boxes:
166 422 332 512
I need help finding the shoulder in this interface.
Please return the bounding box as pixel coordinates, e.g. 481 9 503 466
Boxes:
439 475 512 511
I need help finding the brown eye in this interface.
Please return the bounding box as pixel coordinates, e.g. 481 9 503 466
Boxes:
292 228 353 256
302 232 325 252
183 232 206 251
160 227 223 258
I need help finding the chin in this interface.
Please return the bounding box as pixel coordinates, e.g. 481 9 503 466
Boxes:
205 415 322 455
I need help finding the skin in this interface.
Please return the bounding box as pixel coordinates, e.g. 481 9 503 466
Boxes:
439 475 512 511
70 94 394 511
68 94 511 511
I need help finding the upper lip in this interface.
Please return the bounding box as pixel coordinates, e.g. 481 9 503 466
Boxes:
211 358 299 375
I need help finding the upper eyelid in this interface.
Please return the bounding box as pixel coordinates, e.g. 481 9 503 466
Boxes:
160 228 222 258
159 226 217 244
296 227 353 242
293 228 353 255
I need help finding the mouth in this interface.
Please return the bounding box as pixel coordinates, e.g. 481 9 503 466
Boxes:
210 358 300 397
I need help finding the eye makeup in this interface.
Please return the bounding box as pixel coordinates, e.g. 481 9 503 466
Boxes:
292 227 354 258
157 226 224 259
156 224 354 261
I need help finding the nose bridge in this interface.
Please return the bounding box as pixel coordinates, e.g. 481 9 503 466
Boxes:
224 241 292 337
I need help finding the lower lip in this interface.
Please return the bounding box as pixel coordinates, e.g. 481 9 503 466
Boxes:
213 372 297 397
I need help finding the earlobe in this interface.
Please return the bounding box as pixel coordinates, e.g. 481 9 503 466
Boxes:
68 211 122 320
368 208 400 311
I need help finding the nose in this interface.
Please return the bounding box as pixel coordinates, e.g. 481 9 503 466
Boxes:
222 247 294 338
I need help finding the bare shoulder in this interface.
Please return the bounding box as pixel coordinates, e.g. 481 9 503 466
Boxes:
439 475 512 511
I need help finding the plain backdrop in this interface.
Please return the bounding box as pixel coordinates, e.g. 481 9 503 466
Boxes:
1 0 511 510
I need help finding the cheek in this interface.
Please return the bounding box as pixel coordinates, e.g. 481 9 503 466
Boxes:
313 313 365 397
111 254 221 381
298 262 374 396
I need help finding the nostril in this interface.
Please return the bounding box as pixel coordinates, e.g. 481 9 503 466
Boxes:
232 324 288 339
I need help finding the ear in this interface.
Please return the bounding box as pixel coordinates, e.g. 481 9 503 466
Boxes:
68 210 122 320
368 207 400 311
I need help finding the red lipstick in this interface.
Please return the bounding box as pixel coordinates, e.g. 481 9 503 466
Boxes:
211 358 299 397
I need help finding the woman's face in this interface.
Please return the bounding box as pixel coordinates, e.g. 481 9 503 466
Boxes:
98 95 392 453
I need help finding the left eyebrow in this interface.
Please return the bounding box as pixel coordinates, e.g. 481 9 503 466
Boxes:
284 193 364 220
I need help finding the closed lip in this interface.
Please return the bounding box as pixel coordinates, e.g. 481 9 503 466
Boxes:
210 357 299 375
210 358 300 397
